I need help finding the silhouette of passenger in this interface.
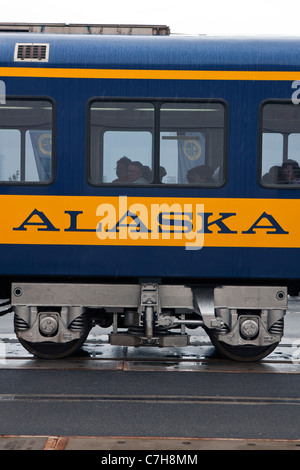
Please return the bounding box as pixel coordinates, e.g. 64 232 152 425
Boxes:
186 165 213 184
128 161 148 183
142 165 152 182
262 166 279 184
160 166 167 182
278 160 299 184
113 156 131 183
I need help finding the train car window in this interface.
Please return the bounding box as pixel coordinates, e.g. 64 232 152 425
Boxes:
89 102 154 184
0 99 54 184
0 129 20 181
159 102 225 185
88 99 226 186
260 102 300 187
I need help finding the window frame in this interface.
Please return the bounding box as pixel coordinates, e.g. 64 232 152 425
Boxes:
0 96 56 186
86 97 228 188
258 99 300 189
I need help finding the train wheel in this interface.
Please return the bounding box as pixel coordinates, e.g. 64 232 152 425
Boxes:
18 333 90 359
209 336 279 362
14 311 91 359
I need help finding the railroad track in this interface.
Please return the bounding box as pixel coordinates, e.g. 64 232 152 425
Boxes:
1 335 300 450
0 334 299 372
1 434 300 450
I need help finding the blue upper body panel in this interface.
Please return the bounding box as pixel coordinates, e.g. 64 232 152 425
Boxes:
1 33 300 70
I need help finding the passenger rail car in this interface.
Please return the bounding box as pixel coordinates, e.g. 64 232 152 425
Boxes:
0 23 299 361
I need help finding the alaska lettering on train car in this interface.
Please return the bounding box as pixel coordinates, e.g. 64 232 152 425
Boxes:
13 207 288 236
13 209 59 232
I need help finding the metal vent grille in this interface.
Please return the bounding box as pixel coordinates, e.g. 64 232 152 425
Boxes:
14 43 49 62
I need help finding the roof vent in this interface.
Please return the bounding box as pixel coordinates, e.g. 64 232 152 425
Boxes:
14 43 49 62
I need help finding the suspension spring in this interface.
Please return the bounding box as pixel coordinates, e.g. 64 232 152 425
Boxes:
268 318 284 335
68 314 87 332
14 314 29 332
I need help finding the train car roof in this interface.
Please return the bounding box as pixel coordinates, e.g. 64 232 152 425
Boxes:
0 28 300 70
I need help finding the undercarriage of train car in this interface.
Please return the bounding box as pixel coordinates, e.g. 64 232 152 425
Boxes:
10 282 287 361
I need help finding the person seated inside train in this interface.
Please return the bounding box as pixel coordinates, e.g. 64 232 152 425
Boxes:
262 165 279 185
127 161 149 183
113 156 132 183
142 165 152 182
277 160 300 184
186 165 213 184
160 166 167 182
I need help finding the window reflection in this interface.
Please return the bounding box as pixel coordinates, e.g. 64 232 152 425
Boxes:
89 100 226 186
261 103 300 187
0 99 53 183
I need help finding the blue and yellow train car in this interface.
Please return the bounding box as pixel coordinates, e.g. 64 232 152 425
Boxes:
0 23 298 360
